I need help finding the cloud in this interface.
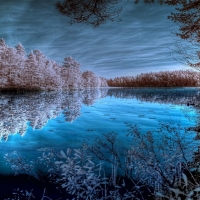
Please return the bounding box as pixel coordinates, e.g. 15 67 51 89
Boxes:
0 0 189 78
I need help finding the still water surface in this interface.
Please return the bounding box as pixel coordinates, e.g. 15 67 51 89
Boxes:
0 88 199 174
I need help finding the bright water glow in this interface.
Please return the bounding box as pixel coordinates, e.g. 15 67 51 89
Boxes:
0 88 199 174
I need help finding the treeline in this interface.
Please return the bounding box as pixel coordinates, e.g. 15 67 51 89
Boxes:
0 39 108 91
107 70 200 87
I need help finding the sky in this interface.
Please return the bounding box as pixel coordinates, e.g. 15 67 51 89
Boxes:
0 0 192 78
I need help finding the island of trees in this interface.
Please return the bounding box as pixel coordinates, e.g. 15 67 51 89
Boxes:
0 39 108 91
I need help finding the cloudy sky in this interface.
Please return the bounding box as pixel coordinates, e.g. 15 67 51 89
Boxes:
0 0 191 78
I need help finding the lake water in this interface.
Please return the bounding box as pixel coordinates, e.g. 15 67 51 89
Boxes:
0 87 199 175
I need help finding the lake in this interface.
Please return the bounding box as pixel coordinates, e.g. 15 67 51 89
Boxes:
0 87 199 175
0 87 200 199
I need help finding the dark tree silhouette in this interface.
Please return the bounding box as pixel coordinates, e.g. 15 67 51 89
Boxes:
55 0 121 27
55 0 200 39
159 0 200 68
55 0 200 67
162 0 200 42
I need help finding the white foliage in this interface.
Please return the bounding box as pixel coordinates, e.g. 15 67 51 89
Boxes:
99 76 108 87
82 70 100 88
4 122 200 199
0 40 108 91
0 89 109 140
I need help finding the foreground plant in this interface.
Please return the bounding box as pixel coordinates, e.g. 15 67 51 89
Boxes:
87 122 200 199
4 122 200 199
4 188 52 200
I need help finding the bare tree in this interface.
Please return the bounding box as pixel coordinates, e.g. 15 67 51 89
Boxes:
55 0 200 69
160 0 200 69
55 0 200 37
165 0 200 43
170 40 200 70
55 0 122 27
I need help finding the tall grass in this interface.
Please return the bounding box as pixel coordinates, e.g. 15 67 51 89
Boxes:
107 70 200 87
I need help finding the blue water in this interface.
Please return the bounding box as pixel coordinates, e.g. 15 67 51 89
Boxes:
0 88 199 174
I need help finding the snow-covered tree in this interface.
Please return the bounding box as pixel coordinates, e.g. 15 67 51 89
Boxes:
0 39 9 87
0 38 7 50
21 51 43 89
99 76 108 87
15 43 26 58
51 60 61 75
61 56 82 89
0 39 108 90
82 70 100 88
42 60 62 91
2 47 22 88
0 41 24 89
60 58 70 90
13 43 26 87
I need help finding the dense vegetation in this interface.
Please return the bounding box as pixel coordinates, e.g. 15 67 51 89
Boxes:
0 39 108 91
107 70 200 87
3 122 200 199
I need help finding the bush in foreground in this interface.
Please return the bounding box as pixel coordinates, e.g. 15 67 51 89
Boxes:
3 122 200 199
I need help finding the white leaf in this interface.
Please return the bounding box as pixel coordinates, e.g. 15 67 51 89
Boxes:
193 187 200 192
55 161 63 165
73 149 81 154
87 174 94 180
155 192 168 198
74 153 81 158
60 150 67 158
88 159 94 165
67 148 71 155
182 173 188 187
169 188 185 198
187 191 194 198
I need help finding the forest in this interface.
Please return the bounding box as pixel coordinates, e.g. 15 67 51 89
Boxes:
107 70 200 87
1 38 199 90
0 39 108 91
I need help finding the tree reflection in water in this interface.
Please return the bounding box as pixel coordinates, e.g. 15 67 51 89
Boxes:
0 88 108 141
1 88 200 141
2 88 200 199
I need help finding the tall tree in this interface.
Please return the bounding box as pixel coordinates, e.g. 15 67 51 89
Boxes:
42 60 62 90
0 40 22 88
15 43 26 58
23 51 43 89
14 43 26 86
61 56 82 89
0 39 9 88
0 40 107 90
99 76 108 87
82 70 100 87
3 47 19 88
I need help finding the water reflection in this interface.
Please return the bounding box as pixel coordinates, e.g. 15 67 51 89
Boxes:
107 88 200 106
0 89 108 140
0 88 199 141
3 122 200 200
107 88 200 129
1 88 200 199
